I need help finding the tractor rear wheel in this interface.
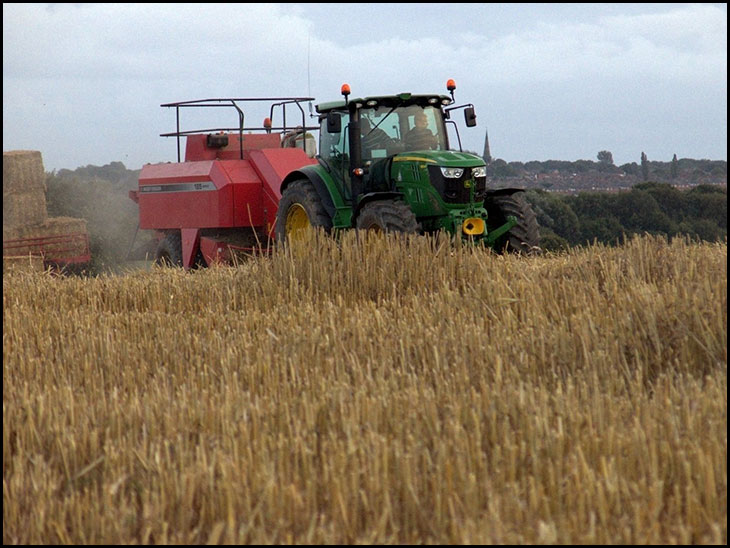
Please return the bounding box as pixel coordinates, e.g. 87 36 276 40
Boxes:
356 200 420 233
485 191 540 254
155 232 183 266
275 180 333 244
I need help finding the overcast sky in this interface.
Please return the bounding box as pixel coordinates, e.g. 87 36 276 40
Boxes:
3 3 727 172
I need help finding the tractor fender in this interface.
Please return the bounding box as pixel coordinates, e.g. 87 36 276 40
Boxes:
485 187 526 198
352 192 405 222
281 168 337 219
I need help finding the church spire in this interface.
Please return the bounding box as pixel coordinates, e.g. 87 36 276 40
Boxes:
483 128 492 164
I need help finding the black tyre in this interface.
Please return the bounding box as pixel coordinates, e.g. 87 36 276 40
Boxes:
275 180 333 244
485 191 540 254
355 200 420 233
155 232 183 266
155 232 207 268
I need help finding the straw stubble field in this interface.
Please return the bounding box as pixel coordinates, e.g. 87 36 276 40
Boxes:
3 233 727 544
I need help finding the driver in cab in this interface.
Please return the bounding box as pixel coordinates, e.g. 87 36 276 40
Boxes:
404 110 437 150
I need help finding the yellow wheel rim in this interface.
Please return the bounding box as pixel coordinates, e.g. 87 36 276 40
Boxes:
285 204 310 241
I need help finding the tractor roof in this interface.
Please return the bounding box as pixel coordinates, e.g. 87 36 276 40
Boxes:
315 93 452 114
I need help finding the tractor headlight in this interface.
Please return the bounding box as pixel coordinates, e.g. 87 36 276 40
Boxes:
472 166 486 178
440 167 464 178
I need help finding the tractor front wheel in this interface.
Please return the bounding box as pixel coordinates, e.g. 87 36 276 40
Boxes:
275 180 332 244
485 191 540 254
355 200 420 234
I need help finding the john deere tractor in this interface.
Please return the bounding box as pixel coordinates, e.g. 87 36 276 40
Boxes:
276 80 539 253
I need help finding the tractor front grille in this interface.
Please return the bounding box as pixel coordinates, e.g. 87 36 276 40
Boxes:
428 166 487 204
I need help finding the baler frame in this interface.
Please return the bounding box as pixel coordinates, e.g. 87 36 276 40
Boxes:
160 97 319 162
131 96 324 269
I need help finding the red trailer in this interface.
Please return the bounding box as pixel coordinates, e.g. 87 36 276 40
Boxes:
3 231 91 269
129 97 318 268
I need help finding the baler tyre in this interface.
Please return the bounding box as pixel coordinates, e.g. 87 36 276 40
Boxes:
275 179 332 244
485 191 540 255
155 232 183 267
355 200 420 234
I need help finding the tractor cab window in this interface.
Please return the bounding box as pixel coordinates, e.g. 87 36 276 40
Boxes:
319 112 349 171
319 111 351 195
400 106 446 151
360 108 400 160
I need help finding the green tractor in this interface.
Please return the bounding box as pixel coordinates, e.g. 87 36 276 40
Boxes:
275 80 539 253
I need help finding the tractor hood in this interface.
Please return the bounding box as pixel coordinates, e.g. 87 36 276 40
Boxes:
391 150 485 168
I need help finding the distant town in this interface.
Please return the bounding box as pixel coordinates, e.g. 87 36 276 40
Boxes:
484 156 727 194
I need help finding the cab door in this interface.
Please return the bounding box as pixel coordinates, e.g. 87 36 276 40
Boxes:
318 112 351 201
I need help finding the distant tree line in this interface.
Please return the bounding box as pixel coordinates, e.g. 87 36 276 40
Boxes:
488 156 726 180
53 161 132 184
525 183 727 251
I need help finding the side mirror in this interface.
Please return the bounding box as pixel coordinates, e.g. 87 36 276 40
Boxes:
326 112 342 133
464 107 477 127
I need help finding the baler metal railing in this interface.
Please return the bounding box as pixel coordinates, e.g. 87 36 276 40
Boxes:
3 232 91 265
160 97 320 162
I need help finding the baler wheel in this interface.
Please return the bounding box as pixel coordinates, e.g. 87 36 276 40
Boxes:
484 191 540 255
355 200 420 234
275 180 332 244
155 232 183 266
